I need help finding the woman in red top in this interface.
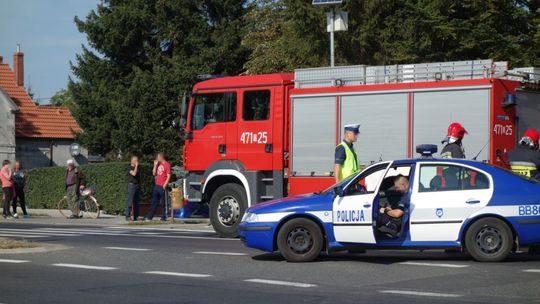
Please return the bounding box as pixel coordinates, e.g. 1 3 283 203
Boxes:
1 160 14 219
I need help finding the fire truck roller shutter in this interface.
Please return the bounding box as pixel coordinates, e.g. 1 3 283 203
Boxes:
516 90 540 141
413 89 490 161
340 93 408 166
291 96 336 176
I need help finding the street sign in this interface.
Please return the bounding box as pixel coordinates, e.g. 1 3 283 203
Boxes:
312 0 342 5
327 11 348 32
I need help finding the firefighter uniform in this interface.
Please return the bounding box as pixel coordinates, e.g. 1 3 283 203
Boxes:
335 124 360 181
441 142 466 159
508 146 540 178
441 122 468 159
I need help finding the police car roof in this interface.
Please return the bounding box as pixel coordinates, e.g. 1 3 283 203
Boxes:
392 158 491 168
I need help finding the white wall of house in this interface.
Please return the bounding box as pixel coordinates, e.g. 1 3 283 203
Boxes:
0 89 17 163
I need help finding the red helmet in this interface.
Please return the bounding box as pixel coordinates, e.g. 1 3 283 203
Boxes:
523 128 540 142
447 122 468 139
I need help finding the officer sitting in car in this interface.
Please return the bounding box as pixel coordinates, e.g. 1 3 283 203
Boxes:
377 175 408 238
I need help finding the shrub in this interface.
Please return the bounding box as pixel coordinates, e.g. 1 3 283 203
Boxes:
20 162 155 215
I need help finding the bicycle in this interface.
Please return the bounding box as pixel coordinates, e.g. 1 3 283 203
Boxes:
58 185 100 219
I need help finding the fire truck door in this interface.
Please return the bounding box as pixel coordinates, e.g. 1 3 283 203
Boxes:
237 89 274 170
186 92 237 169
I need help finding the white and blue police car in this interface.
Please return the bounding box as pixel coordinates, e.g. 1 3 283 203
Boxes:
239 145 540 262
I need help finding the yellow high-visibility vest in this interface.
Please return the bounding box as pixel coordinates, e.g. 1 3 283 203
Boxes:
337 141 359 181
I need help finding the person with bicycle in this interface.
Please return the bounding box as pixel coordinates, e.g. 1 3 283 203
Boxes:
65 159 85 219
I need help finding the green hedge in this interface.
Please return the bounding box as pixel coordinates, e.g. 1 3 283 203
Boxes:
20 162 155 215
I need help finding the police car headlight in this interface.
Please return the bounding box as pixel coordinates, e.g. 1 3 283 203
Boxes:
242 212 259 223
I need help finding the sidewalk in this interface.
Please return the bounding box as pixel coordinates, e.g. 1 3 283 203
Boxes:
4 208 213 231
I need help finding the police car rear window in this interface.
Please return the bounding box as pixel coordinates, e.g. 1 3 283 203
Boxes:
419 164 490 192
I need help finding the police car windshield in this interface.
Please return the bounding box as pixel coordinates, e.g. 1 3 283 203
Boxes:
319 175 356 195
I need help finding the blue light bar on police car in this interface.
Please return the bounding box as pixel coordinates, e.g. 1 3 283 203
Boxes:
416 144 438 157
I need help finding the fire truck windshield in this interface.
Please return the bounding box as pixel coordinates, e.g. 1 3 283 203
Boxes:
190 92 237 130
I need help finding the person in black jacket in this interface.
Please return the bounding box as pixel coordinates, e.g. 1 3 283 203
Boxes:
441 122 467 159
125 155 141 221
508 128 540 179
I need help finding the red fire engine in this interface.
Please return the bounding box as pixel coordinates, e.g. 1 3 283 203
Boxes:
182 59 540 237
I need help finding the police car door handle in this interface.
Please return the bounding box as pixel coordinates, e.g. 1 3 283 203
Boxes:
363 203 371 208
466 199 480 204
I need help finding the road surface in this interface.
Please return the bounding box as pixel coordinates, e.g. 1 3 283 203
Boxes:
0 222 540 303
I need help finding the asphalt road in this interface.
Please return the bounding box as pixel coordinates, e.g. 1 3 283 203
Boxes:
1 222 540 304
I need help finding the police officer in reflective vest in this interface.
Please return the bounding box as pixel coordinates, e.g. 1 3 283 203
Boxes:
508 128 540 179
334 124 360 182
441 122 467 159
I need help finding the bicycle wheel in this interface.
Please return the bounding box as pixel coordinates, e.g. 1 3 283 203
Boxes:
58 196 71 218
81 195 100 219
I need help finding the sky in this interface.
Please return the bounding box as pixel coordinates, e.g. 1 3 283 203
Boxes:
0 0 100 103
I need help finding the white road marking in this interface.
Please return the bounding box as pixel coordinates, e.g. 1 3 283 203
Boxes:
137 234 238 241
523 269 540 273
104 247 151 251
136 232 165 235
399 262 469 268
0 229 81 237
107 226 214 233
244 279 317 288
143 271 212 278
379 290 462 298
194 251 247 256
52 263 117 270
0 234 46 238
31 228 126 236
0 259 30 263
0 227 231 241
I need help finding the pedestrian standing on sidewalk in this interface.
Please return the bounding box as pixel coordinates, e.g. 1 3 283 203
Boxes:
144 152 171 221
65 159 84 219
1 160 14 219
125 155 141 221
12 160 28 218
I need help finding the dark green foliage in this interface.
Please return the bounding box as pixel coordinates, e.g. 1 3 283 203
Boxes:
69 0 539 160
69 0 248 164
243 0 540 73
22 163 154 215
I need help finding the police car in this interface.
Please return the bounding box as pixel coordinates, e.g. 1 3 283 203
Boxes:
239 145 540 262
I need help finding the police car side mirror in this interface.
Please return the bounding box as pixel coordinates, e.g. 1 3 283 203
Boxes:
333 186 344 198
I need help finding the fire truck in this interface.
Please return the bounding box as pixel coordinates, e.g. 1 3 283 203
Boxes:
181 59 540 237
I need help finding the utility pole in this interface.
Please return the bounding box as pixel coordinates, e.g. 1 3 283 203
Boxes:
312 0 347 67
330 8 335 67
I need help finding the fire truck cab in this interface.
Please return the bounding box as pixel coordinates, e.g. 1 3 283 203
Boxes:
183 60 540 238
184 74 294 237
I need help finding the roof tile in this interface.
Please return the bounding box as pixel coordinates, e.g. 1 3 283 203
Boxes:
0 62 81 139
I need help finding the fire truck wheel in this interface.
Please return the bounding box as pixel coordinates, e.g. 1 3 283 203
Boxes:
210 183 247 238
277 218 323 262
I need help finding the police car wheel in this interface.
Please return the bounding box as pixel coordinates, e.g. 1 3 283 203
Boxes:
465 218 513 262
277 218 323 262
210 183 247 238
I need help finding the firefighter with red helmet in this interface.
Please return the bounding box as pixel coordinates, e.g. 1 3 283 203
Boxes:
441 122 467 159
507 128 540 179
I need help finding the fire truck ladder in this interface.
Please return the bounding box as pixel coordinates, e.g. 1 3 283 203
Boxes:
294 59 509 88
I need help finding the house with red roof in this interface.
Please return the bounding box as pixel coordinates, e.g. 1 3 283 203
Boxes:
0 48 88 168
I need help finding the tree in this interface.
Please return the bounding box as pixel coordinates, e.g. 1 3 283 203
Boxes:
243 0 539 70
242 0 327 74
69 0 249 163
49 89 73 107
